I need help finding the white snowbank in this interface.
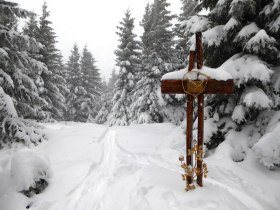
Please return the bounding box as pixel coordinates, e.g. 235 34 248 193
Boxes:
0 149 51 209
161 66 232 81
253 122 280 169
0 192 28 210
1 122 280 210
11 149 52 191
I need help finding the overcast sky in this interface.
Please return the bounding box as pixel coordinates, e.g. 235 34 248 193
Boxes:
13 0 182 80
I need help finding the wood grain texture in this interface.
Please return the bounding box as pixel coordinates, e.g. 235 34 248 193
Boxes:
161 79 234 94
196 32 203 69
186 51 195 185
197 94 204 187
188 51 196 71
196 32 204 187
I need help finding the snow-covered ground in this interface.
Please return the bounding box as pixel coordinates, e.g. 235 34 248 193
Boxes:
0 122 280 210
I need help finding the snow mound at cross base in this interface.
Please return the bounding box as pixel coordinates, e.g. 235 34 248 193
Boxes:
161 66 232 81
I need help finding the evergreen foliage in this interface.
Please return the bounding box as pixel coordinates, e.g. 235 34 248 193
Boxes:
66 43 81 89
66 44 101 122
36 2 67 120
1 0 279 170
66 43 83 121
95 69 118 124
23 12 39 38
108 69 118 92
80 46 101 119
175 0 199 68
130 0 184 124
108 10 141 126
180 0 199 18
184 0 280 164
37 2 58 70
57 52 69 100
0 1 47 146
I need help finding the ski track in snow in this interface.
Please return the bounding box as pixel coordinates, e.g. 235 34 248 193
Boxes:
65 130 152 210
28 123 280 210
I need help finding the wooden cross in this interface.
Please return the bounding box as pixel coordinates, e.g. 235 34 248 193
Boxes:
161 32 234 189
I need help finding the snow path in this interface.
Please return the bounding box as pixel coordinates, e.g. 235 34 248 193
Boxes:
26 123 280 210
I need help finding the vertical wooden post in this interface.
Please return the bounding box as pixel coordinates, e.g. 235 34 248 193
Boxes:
186 51 195 184
196 32 204 187
197 95 204 187
196 32 203 69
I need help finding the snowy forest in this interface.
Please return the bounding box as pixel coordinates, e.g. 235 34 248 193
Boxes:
0 0 280 209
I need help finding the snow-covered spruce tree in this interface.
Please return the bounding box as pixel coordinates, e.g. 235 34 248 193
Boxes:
66 43 83 121
95 78 109 124
108 9 141 126
80 45 101 121
130 0 184 124
0 1 47 147
95 69 118 124
174 0 199 69
36 2 67 120
185 0 280 168
23 12 39 38
108 68 118 91
57 52 69 102
22 12 43 63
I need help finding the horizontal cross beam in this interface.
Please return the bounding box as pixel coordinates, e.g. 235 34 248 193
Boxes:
161 79 234 95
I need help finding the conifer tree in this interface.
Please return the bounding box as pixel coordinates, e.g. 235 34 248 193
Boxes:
95 69 118 124
67 43 81 88
131 0 184 124
22 12 43 66
80 45 102 119
57 52 69 115
185 0 280 167
0 1 47 146
36 2 67 120
95 78 109 124
140 3 153 54
180 0 199 18
66 43 83 121
175 0 199 68
23 12 39 38
108 68 118 92
37 2 58 70
108 10 141 126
